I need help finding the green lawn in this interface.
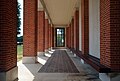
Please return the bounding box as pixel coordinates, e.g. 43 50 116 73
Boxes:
17 45 23 61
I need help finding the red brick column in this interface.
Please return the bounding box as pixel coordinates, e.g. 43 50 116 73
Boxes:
100 0 120 72
74 10 79 50
71 19 74 49
66 27 69 47
48 24 51 49
47 24 49 49
45 19 49 50
68 26 71 48
50 25 52 48
67 27 70 48
68 27 70 47
37 11 45 54
0 0 18 80
67 26 69 47
81 0 89 55
23 0 37 63
70 23 72 48
50 26 52 48
51 26 52 48
52 27 54 47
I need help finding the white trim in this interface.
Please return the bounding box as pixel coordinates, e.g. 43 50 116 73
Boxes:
79 0 82 51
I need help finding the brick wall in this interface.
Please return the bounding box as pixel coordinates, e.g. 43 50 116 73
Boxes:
51 26 52 48
110 0 120 71
81 0 89 55
70 24 72 48
71 19 74 48
23 0 37 56
51 26 52 47
66 27 69 47
48 24 51 48
0 0 17 72
74 10 79 50
68 26 71 48
45 19 49 49
47 24 49 49
50 25 52 48
76 10 79 51
52 27 54 47
37 11 45 52
100 0 120 71
66 27 68 47
74 12 76 50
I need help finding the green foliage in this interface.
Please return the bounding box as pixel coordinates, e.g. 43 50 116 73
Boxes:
17 2 21 35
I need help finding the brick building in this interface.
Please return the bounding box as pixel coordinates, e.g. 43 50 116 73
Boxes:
0 0 120 81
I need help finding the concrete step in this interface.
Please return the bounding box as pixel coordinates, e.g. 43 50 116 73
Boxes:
37 54 49 65
44 52 52 57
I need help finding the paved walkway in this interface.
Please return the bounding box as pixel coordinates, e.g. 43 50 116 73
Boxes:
18 49 101 81
39 50 79 73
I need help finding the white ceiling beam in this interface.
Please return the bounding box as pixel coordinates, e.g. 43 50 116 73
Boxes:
39 0 53 25
38 0 44 11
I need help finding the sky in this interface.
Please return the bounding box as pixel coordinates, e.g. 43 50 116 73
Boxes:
18 0 23 36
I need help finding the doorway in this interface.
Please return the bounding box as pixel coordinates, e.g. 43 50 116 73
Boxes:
55 28 65 47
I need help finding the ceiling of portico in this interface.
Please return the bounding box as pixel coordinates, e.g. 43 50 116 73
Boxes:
38 0 79 27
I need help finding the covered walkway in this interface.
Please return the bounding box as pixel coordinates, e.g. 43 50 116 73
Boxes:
18 49 100 81
0 0 120 81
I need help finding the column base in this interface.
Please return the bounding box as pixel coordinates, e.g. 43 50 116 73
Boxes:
74 53 77 57
37 52 45 56
67 49 71 52
0 66 18 81
51 47 55 52
22 56 36 63
48 47 51 51
99 73 120 81
80 59 85 64
45 49 48 52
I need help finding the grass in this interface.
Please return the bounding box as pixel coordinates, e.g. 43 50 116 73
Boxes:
17 45 23 62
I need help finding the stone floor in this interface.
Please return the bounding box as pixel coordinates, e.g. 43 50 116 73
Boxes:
17 49 101 81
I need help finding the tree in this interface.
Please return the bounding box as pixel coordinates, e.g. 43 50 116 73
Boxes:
17 2 21 35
